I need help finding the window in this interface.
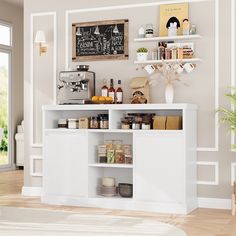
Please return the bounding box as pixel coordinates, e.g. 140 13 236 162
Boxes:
0 23 12 46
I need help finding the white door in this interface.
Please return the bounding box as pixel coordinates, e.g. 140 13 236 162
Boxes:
134 132 185 204
43 131 88 197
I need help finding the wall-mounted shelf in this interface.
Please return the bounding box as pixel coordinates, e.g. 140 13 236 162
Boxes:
134 58 202 65
134 34 202 43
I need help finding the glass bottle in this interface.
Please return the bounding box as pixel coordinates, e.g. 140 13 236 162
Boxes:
108 78 115 103
116 80 123 104
101 79 108 97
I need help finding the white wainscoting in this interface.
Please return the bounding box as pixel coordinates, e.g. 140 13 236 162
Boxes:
197 161 219 185
30 12 57 148
30 155 43 177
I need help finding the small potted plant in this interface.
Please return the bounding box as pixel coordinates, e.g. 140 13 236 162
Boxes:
137 47 148 61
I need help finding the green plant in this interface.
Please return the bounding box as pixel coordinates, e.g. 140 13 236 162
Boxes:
218 87 236 147
137 47 148 53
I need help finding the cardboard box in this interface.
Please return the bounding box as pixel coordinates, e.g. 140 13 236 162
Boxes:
79 117 89 129
166 116 182 130
153 116 167 130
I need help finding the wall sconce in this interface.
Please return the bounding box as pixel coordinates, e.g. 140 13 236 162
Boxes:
34 30 47 56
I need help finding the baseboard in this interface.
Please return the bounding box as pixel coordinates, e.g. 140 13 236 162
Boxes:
198 197 231 210
21 186 42 197
20 189 232 210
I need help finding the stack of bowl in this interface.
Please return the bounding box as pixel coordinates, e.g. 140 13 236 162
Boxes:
100 177 116 197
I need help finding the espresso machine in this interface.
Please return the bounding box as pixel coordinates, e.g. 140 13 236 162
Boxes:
57 70 95 105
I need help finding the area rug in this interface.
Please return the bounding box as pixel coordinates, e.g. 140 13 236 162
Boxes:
0 207 187 236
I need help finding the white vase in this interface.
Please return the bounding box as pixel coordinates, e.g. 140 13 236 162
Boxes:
165 83 174 104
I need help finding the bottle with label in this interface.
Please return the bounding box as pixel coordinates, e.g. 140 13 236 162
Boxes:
108 78 115 103
116 80 123 104
101 79 108 97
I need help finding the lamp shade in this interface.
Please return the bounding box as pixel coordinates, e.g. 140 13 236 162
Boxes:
35 30 46 43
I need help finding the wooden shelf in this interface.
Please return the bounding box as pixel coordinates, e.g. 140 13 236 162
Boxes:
134 34 202 42
88 163 133 169
134 58 202 65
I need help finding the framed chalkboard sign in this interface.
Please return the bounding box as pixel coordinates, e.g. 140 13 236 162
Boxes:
72 19 129 62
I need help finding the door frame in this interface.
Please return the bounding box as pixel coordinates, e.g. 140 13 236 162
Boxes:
0 20 13 170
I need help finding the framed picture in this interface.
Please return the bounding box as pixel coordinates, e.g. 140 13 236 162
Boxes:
159 3 189 36
72 19 129 62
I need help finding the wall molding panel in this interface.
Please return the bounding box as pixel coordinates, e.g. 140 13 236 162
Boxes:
231 162 236 186
30 155 43 177
231 0 236 152
30 11 57 147
197 161 219 185
65 0 219 152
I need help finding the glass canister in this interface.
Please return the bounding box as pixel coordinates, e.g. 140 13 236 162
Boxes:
58 119 68 128
115 149 125 164
90 116 99 129
190 24 197 35
107 149 115 163
145 24 154 38
68 119 79 129
98 114 109 129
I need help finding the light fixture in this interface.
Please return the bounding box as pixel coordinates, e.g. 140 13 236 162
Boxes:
113 24 119 34
76 27 82 36
94 25 100 35
34 30 47 56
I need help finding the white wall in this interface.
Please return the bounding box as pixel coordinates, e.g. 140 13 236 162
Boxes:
23 0 236 201
0 1 24 165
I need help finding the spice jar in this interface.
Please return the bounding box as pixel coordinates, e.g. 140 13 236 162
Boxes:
107 149 115 163
115 150 125 164
98 114 109 129
142 122 151 130
121 119 130 130
132 122 141 130
90 116 99 129
58 119 67 128
125 155 133 164
68 119 79 129
98 153 107 163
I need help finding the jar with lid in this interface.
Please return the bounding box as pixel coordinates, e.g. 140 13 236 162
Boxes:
90 116 99 129
58 119 68 128
141 122 151 130
145 24 154 38
98 114 109 129
68 119 79 129
121 119 131 130
98 153 107 163
132 122 141 130
115 149 125 164
190 24 197 35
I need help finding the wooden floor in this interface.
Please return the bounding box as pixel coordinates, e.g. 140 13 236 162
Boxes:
0 170 236 236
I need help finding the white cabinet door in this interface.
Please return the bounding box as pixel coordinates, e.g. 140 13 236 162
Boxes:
134 132 185 203
43 131 88 197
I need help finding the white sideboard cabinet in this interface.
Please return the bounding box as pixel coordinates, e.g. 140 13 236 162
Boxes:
42 104 197 214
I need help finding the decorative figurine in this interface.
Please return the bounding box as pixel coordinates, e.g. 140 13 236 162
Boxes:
182 18 190 35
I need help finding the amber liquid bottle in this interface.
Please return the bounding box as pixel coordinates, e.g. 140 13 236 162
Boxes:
101 79 108 97
108 78 115 104
116 80 123 104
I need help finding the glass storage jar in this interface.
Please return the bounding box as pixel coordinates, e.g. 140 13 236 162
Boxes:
90 117 99 129
98 114 109 129
58 119 67 128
